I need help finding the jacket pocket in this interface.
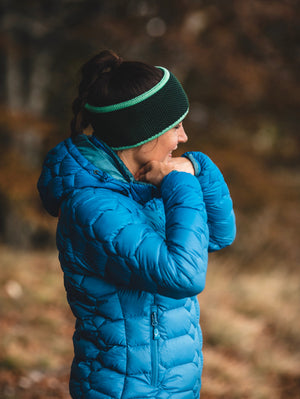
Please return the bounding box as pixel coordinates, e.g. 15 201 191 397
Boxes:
151 305 160 386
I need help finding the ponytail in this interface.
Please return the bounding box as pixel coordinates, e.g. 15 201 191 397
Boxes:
70 50 123 137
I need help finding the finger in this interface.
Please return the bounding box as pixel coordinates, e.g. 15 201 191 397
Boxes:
136 172 146 182
135 163 153 179
135 168 146 180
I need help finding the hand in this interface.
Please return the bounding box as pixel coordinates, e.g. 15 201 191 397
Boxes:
135 157 195 186
135 161 173 186
167 157 195 175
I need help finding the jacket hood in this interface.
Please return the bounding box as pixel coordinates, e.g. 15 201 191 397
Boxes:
37 135 157 217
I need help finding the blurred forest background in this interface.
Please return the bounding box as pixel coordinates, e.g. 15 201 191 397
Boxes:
0 0 300 398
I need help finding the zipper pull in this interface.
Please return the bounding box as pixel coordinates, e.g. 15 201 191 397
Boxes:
151 311 160 340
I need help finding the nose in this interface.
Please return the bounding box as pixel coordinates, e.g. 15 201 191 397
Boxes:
178 126 188 143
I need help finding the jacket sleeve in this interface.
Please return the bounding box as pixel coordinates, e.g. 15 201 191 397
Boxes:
59 171 209 299
183 151 236 252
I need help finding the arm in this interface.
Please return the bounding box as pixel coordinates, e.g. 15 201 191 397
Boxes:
64 171 209 299
183 151 236 252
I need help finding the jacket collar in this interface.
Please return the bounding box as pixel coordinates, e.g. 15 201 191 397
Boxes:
72 134 161 203
73 134 133 183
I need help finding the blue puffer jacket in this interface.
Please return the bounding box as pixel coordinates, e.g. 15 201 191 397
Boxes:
37 134 235 399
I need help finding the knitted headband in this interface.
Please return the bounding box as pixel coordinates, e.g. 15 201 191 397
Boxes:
84 67 189 150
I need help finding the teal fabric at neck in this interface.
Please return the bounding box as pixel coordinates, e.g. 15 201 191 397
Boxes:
73 134 130 182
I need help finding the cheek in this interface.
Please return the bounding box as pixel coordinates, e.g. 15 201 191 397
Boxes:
158 138 177 158
160 134 177 148
152 147 168 162
166 138 178 152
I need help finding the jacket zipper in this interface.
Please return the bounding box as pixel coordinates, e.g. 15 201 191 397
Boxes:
151 305 160 386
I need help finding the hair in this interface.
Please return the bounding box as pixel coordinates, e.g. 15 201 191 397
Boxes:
70 50 163 138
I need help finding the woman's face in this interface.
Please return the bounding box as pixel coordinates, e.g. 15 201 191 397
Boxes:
136 122 188 165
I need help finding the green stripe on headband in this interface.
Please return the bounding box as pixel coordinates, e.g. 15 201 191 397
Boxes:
84 67 189 150
84 67 170 113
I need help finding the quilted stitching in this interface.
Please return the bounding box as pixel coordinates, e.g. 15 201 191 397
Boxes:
37 137 235 399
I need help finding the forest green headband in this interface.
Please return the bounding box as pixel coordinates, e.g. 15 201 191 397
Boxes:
84 67 189 150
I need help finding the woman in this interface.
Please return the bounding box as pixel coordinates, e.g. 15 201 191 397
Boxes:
38 50 236 399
